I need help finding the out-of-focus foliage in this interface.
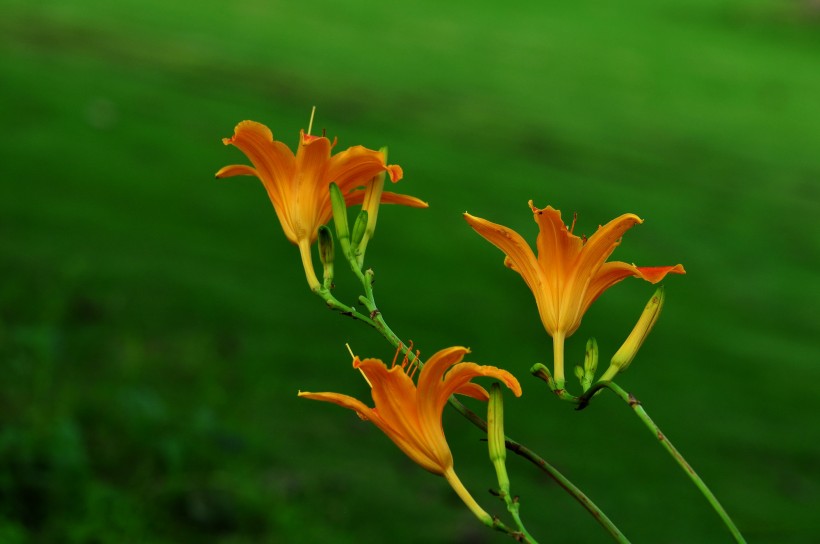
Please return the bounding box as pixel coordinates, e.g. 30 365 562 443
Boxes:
1 0 818 542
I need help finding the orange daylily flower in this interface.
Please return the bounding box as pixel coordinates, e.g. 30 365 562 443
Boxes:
216 120 427 289
299 346 521 524
464 201 685 385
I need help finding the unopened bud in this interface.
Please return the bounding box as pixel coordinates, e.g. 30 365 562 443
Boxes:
581 338 598 391
574 365 584 382
487 383 510 494
351 209 369 250
328 182 351 258
603 286 665 380
317 225 334 288
355 147 388 266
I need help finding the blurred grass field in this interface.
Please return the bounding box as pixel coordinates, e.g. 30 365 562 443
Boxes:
2 0 819 542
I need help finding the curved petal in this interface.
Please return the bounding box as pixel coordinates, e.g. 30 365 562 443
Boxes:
298 390 376 421
464 213 542 297
417 346 470 398
558 213 643 333
466 212 557 332
530 202 582 294
223 121 296 211
578 261 686 326
326 145 398 194
434 362 522 416
385 164 403 183
453 382 490 401
299 390 443 474
633 264 686 282
314 189 429 233
412 347 472 473
356 358 441 465
344 189 429 209
575 213 643 278
215 164 259 179
289 132 334 242
294 130 333 179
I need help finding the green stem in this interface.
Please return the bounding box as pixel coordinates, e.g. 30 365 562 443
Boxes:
591 381 746 544
317 250 630 543
444 468 533 543
449 397 629 544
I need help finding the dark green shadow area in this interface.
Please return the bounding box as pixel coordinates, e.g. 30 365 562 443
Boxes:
1 0 819 542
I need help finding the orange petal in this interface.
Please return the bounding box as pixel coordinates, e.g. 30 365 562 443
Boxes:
453 382 490 401
464 213 542 298
356 358 440 464
440 363 522 400
386 164 403 183
575 213 643 279
416 346 470 397
326 145 397 194
435 362 522 416
298 390 375 421
299 389 443 474
215 164 259 178
345 189 429 208
580 261 686 320
222 120 296 219
530 202 583 292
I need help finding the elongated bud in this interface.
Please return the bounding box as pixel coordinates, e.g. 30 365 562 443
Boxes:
581 338 598 391
317 225 334 289
363 148 387 239
328 182 351 259
574 365 584 382
487 383 510 495
351 209 369 250
355 147 388 266
602 286 665 380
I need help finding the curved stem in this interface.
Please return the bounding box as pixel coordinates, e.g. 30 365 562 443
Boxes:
315 251 630 543
449 397 630 544
601 382 747 544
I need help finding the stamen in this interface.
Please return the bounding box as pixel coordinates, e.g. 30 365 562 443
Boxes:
570 212 578 234
357 366 373 388
348 342 372 387
391 343 402 368
401 340 414 368
307 105 316 136
407 350 422 380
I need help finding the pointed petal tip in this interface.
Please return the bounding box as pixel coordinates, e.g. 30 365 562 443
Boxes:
387 164 403 183
636 264 687 283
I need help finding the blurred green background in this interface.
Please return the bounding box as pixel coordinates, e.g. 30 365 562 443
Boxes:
2 0 819 542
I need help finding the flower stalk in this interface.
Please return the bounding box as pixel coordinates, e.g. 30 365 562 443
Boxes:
577 381 747 544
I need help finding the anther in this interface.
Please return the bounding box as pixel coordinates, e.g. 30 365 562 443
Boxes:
391 343 402 368
407 350 422 380
307 105 316 136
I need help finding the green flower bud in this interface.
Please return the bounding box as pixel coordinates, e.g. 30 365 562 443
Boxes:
581 338 598 391
351 209 369 250
317 225 334 289
488 383 510 495
328 182 351 258
574 365 584 382
602 286 665 380
355 147 388 267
